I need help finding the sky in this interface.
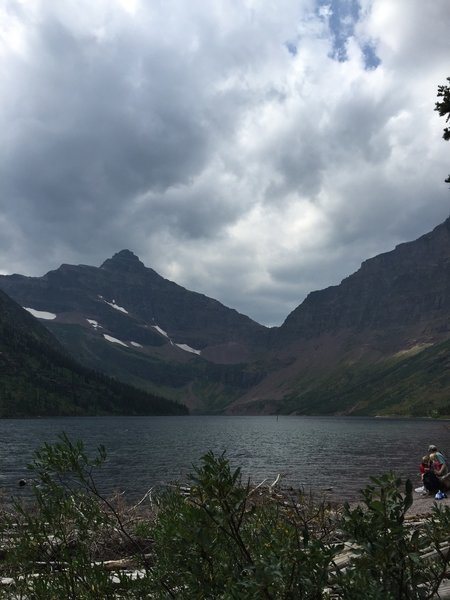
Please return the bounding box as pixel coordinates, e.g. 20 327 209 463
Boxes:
0 0 449 326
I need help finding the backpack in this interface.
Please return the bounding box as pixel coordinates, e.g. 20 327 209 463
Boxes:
423 471 441 494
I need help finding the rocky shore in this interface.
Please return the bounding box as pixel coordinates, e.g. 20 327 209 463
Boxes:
408 491 450 515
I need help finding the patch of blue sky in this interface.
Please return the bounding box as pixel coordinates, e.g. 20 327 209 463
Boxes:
285 41 298 56
316 0 380 69
362 42 381 69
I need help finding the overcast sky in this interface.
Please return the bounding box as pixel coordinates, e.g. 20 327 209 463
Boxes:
0 0 449 326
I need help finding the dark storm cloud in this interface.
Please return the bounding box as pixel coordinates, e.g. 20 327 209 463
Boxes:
130 184 245 241
0 12 214 236
0 0 302 274
0 0 449 325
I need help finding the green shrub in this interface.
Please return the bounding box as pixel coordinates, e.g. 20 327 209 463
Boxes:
1 438 450 599
334 473 450 599
151 451 337 598
0 434 148 599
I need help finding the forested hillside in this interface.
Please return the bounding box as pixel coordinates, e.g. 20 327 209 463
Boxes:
0 289 187 417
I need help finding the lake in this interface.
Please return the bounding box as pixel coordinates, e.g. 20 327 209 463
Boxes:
0 415 449 503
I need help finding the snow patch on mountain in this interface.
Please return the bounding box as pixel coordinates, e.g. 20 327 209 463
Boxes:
24 307 57 320
151 323 201 355
104 299 128 314
103 334 128 347
152 325 169 338
87 319 102 329
175 343 201 355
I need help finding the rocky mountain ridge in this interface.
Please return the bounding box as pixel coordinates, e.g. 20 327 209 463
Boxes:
1 215 450 416
232 216 450 415
278 217 450 341
0 249 268 412
2 248 266 355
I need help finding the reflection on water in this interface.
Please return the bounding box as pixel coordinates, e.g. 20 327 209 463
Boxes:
0 415 449 502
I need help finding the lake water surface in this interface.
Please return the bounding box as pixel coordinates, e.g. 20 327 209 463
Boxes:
1 415 449 502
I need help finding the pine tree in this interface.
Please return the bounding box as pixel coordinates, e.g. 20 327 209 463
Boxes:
435 77 450 184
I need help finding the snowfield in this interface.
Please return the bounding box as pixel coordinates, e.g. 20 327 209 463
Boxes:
24 307 57 320
103 334 128 347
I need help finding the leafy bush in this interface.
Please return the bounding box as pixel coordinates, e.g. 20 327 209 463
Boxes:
334 473 450 599
1 437 450 599
0 434 150 599
152 451 337 598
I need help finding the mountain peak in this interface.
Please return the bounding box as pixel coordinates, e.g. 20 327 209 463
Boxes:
101 249 146 272
112 249 141 262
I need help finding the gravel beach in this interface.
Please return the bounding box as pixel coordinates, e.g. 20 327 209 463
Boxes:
408 491 450 516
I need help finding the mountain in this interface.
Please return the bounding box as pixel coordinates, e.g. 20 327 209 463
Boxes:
1 216 450 417
227 216 450 415
280 337 450 417
0 250 268 412
278 217 450 341
0 288 188 417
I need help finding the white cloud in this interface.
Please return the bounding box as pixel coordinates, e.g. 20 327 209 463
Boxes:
0 0 449 325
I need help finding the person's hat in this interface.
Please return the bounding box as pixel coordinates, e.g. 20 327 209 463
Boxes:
428 445 438 452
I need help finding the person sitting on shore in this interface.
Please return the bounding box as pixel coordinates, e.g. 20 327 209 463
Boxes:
422 465 441 495
429 451 450 492
422 447 448 494
420 455 431 479
429 452 448 476
428 444 446 468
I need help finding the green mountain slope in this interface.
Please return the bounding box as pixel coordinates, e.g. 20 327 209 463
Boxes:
45 321 265 414
280 339 450 417
0 289 188 417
